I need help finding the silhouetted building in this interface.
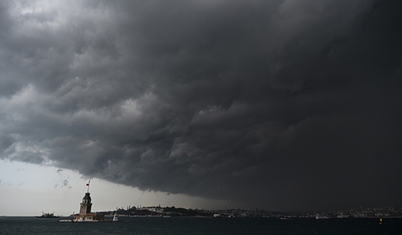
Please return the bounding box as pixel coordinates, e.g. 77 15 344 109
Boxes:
80 192 92 215
74 181 104 222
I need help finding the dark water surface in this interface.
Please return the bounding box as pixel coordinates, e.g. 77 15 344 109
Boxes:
0 217 400 235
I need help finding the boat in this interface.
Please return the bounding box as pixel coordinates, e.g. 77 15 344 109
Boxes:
315 215 329 219
36 212 59 218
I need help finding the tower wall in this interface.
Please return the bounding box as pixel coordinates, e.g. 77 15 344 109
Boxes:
79 192 92 215
79 202 92 215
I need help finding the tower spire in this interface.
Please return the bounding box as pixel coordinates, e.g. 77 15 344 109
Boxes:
86 179 90 193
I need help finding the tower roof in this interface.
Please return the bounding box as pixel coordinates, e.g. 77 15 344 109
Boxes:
83 192 91 200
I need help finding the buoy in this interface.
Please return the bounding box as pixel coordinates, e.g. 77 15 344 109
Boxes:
113 213 118 222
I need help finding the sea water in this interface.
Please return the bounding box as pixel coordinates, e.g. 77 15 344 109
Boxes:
0 216 401 235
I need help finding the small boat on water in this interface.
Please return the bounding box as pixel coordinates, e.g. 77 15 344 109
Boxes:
36 212 59 218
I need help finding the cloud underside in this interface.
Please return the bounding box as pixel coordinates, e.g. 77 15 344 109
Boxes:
0 0 401 210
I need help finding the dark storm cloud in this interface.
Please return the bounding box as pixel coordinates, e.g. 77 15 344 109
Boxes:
0 0 401 211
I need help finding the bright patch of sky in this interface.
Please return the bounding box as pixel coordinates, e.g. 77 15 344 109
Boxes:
0 161 227 216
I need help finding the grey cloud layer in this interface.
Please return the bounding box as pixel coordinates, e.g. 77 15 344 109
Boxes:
0 0 401 210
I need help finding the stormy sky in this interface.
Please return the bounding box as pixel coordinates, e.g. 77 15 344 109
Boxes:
0 0 401 212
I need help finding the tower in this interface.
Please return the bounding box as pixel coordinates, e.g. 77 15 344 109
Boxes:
79 192 92 215
79 179 92 215
73 180 105 222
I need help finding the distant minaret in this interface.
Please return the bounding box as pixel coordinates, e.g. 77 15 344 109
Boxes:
79 180 92 215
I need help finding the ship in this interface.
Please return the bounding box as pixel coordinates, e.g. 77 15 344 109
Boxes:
36 212 59 218
315 215 329 219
